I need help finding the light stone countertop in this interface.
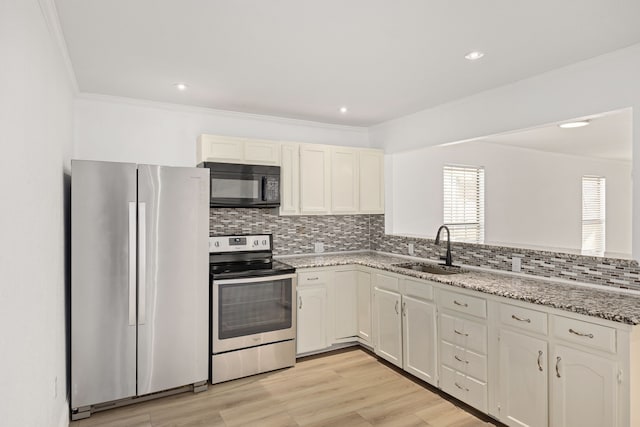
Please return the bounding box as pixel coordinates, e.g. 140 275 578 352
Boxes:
278 251 640 325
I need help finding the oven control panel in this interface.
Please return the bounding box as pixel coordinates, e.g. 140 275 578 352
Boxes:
209 234 272 253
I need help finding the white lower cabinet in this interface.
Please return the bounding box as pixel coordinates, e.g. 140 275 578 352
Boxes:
402 295 437 385
550 344 618 427
373 274 437 380
294 265 637 426
296 286 327 354
333 270 358 340
498 329 548 427
357 271 372 343
373 287 402 367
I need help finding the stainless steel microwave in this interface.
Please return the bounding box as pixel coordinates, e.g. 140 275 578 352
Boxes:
198 162 280 208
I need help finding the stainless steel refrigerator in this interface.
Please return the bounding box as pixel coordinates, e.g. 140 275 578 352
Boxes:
71 160 209 420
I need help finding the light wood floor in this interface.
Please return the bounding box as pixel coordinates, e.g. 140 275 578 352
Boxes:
71 348 501 427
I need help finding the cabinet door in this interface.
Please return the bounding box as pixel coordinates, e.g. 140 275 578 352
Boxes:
357 271 372 343
550 345 618 427
197 135 244 163
498 329 548 427
359 149 384 213
373 287 402 368
296 286 327 354
330 147 358 213
279 142 299 215
299 144 331 214
244 139 280 165
333 271 358 340
402 296 437 386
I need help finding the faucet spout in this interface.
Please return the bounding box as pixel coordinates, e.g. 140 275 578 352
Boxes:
435 225 453 266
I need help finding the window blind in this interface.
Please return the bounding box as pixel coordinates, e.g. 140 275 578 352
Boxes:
582 176 606 256
443 165 485 244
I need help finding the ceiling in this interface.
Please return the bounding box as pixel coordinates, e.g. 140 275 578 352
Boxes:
481 109 632 161
55 1 640 126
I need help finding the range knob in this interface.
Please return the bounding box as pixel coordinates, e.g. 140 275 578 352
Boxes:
214 241 220 248
254 240 259 246
262 239 267 246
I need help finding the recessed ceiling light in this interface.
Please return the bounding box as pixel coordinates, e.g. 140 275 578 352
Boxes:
339 106 348 114
559 120 590 129
175 83 188 91
464 51 485 61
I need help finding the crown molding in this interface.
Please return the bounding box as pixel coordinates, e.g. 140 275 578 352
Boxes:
75 93 370 134
37 0 79 93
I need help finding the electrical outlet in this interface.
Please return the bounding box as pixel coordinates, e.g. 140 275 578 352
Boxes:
408 243 414 256
512 257 522 272
314 242 324 253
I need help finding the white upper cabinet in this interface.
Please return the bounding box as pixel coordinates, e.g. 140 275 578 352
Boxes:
279 142 299 215
244 139 280 165
330 147 359 213
299 144 331 214
359 149 384 213
196 134 280 165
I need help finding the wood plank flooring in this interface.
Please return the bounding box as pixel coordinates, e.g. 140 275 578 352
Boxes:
71 348 502 427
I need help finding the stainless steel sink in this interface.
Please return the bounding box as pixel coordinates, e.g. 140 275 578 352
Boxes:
393 262 463 275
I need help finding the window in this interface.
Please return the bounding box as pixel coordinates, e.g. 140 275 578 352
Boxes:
582 176 606 256
443 165 485 243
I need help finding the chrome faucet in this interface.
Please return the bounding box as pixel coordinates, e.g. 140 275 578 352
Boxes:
434 225 453 266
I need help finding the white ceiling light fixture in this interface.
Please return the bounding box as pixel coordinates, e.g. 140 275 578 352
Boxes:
464 51 485 61
559 120 590 129
339 106 348 114
174 83 188 91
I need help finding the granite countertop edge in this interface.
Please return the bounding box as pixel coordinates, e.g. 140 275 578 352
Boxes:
278 251 640 326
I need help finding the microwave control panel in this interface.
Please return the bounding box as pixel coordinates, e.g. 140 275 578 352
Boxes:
264 176 279 201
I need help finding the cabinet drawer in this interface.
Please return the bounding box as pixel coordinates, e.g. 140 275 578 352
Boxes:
375 273 400 292
297 271 332 286
553 315 616 354
440 340 487 381
403 278 433 301
440 365 487 413
500 303 548 335
439 290 486 318
440 313 487 354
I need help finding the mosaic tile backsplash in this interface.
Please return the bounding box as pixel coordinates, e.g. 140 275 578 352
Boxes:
210 208 373 255
369 215 640 292
210 210 640 291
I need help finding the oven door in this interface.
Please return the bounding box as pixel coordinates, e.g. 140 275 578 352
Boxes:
212 274 296 353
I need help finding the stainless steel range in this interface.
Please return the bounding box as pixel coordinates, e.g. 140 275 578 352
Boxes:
209 234 296 384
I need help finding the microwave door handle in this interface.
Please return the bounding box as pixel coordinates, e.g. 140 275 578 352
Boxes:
261 176 267 201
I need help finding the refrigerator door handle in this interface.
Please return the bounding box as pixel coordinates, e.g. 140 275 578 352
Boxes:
138 202 147 325
128 201 137 326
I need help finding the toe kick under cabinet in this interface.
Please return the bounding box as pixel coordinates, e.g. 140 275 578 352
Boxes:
293 264 640 427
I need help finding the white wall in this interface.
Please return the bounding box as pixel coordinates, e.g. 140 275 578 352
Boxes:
0 1 74 426
372 43 640 259
391 142 632 257
73 95 370 166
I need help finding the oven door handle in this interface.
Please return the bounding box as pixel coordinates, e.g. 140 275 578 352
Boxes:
212 273 297 285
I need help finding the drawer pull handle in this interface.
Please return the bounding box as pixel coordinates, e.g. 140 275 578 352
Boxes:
454 382 469 392
453 300 468 307
569 328 594 339
512 314 531 323
395 301 399 315
307 277 319 281
556 356 561 378
454 355 469 364
298 296 303 310
537 350 543 372
402 301 406 317
454 329 469 337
